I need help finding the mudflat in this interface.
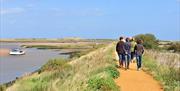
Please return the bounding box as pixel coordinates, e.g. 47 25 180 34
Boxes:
0 49 10 56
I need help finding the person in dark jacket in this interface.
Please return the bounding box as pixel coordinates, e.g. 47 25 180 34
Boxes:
116 37 126 68
124 37 131 70
134 39 144 71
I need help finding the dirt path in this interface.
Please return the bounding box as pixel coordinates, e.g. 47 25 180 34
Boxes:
115 62 163 91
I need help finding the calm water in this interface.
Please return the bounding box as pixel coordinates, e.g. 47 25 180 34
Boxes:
0 43 69 84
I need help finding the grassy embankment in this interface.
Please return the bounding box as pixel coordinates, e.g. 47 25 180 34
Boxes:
143 50 180 91
21 43 106 59
2 43 120 91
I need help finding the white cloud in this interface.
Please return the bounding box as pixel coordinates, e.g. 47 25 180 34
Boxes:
0 8 25 15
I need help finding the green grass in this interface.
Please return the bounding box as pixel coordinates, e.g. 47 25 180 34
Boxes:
86 65 119 91
38 58 71 73
22 45 91 49
87 74 119 91
11 58 73 91
143 54 180 91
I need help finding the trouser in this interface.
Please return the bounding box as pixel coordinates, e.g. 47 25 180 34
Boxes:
136 55 142 69
125 54 131 69
118 53 125 67
131 52 135 62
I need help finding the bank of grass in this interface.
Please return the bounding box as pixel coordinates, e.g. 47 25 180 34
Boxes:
143 51 180 91
22 44 93 49
68 44 106 58
5 43 120 91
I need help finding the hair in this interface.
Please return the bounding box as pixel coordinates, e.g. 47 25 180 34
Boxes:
131 37 135 41
119 36 124 40
137 39 143 44
126 37 130 42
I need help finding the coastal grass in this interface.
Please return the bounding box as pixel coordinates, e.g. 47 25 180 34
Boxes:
22 45 92 49
143 50 180 91
5 43 120 91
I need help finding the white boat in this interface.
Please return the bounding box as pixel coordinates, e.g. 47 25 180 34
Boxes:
9 49 25 55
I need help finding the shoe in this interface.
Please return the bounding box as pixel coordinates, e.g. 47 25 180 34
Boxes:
137 68 139 71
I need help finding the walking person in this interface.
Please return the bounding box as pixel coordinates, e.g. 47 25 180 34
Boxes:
130 37 137 63
134 39 144 71
116 36 126 68
124 37 131 70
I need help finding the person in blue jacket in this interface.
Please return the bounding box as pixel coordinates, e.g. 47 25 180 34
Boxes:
124 37 131 70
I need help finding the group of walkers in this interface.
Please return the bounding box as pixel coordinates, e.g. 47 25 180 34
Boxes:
116 36 144 71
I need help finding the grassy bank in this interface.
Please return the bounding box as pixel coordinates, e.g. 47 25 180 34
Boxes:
3 43 120 91
143 50 180 91
22 44 98 49
22 42 106 59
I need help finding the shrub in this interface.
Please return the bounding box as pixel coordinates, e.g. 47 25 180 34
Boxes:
87 76 119 91
87 65 119 91
135 33 158 49
168 42 180 52
105 66 119 79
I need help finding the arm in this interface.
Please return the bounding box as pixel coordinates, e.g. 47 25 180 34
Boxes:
116 42 119 53
142 46 144 54
123 43 127 54
134 45 137 53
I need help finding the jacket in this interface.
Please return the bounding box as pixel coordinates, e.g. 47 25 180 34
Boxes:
134 44 144 56
116 41 126 54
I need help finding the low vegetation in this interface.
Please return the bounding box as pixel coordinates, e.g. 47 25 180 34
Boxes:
22 44 94 49
4 43 120 91
143 50 180 91
167 42 180 52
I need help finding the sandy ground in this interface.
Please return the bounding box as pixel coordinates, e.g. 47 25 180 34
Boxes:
0 49 10 56
115 62 163 91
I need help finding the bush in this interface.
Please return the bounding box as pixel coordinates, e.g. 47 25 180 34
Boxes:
135 33 158 49
87 76 119 91
168 42 180 52
105 66 119 79
86 65 119 91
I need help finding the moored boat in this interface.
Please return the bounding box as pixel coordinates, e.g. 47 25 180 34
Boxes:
9 49 25 55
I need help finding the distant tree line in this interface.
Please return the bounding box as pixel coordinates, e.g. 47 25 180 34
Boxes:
134 33 180 52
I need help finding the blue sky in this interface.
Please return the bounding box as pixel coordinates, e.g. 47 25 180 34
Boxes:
0 0 180 40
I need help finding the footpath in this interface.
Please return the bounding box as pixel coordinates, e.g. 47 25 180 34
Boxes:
114 53 163 91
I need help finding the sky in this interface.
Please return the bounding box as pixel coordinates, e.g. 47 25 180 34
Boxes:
0 0 180 40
